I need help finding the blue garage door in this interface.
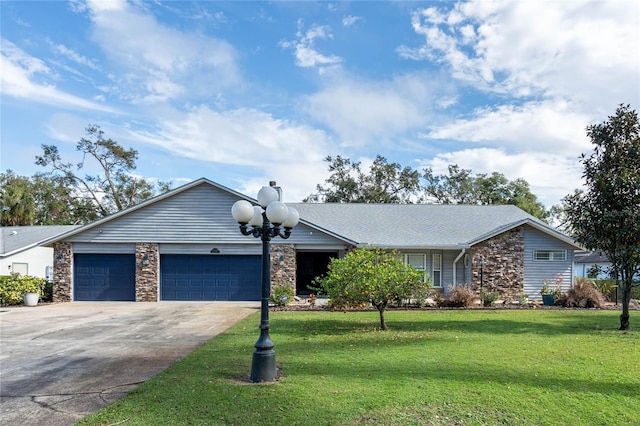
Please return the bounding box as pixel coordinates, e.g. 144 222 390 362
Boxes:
161 255 261 301
74 254 136 301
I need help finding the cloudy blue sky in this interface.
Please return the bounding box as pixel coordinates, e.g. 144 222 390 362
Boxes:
1 0 638 208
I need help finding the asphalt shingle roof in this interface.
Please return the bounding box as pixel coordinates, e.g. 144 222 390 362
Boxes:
290 203 550 248
0 226 78 256
574 250 609 263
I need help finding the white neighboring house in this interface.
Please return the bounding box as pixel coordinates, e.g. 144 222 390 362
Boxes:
574 250 614 279
0 226 78 279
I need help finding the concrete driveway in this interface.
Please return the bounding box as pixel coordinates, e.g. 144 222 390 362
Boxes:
0 301 258 425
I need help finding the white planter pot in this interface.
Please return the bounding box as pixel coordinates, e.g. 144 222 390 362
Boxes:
23 292 39 307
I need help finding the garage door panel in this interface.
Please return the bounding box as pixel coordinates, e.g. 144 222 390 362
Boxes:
74 254 135 301
161 255 260 301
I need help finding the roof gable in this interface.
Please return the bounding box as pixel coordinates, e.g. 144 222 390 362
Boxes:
45 178 355 246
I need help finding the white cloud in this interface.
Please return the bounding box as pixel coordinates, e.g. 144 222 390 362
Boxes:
0 39 115 112
44 112 89 143
424 100 592 155
127 106 334 201
303 72 453 147
280 20 342 73
399 0 639 108
397 0 638 207
421 148 584 207
342 15 363 27
49 41 100 70
84 0 240 103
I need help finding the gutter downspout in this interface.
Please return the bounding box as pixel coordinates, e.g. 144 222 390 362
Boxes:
452 248 466 286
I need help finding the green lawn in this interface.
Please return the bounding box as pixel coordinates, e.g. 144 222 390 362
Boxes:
80 309 639 426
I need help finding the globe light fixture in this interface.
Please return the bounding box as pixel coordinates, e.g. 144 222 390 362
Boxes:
231 182 299 382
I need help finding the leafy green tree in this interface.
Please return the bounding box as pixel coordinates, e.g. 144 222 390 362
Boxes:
563 104 640 330
314 248 429 330
1 171 101 225
305 155 421 203
36 124 166 218
423 164 476 204
0 171 36 226
423 165 548 220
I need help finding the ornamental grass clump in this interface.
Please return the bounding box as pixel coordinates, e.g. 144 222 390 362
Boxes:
440 284 475 307
557 277 606 308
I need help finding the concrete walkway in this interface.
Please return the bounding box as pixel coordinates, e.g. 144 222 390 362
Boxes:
0 301 258 425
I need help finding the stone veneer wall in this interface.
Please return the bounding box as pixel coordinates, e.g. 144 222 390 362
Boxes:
471 226 524 300
136 243 159 302
53 242 73 302
270 244 296 293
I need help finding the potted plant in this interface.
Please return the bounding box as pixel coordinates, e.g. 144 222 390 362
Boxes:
22 276 44 307
540 279 558 306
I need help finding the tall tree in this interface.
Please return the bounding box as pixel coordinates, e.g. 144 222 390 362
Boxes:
0 171 36 226
0 171 100 225
304 155 421 203
423 164 476 204
36 124 165 218
423 165 548 220
563 104 640 330
305 156 360 203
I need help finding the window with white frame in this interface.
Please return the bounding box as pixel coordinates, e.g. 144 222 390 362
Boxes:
405 253 427 282
11 262 28 276
432 253 442 287
533 250 567 261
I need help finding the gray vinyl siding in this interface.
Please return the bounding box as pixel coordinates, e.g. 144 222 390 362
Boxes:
397 250 464 289
72 243 135 254
523 226 575 299
63 183 348 248
159 243 261 255
442 250 459 287
453 251 471 286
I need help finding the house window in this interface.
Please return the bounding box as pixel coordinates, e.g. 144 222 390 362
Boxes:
432 254 442 287
11 262 28 276
533 250 567 261
405 254 427 282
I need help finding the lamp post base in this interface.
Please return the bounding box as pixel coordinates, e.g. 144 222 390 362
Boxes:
250 348 277 382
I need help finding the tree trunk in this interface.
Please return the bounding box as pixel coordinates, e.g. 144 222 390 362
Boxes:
619 281 632 331
378 307 387 330
372 300 388 330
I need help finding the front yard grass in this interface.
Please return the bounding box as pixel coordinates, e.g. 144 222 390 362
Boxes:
80 309 639 426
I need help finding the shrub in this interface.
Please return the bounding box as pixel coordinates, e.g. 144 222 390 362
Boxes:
556 277 605 308
480 289 500 307
440 285 474 308
269 285 294 306
42 280 54 303
0 274 47 306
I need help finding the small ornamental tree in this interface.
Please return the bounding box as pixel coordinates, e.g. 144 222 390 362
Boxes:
315 248 429 330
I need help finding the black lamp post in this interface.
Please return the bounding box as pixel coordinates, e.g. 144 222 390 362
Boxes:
480 257 484 294
231 184 299 382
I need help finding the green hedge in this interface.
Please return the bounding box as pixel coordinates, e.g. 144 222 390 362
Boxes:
0 275 48 306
